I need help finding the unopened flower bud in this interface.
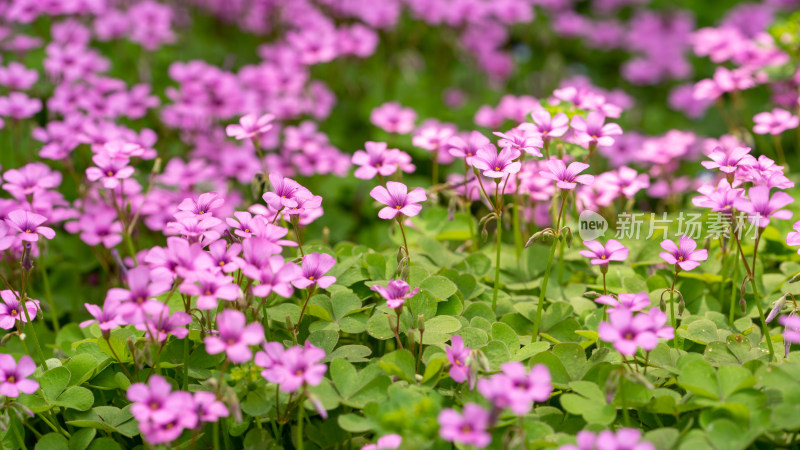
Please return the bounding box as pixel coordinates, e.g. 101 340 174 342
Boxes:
740 296 747 314
418 315 424 331
678 298 685 316
307 391 328 419
659 298 666 312
21 243 32 272
766 294 788 323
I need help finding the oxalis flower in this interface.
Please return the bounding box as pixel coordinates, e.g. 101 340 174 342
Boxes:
540 159 594 190
257 341 327 392
471 145 522 178
0 290 39 329
0 355 38 398
659 235 708 271
558 428 655 450
445 335 471 383
438 403 492 448
734 185 793 228
204 309 264 363
5 209 56 242
598 308 671 355
226 113 275 140
579 239 628 266
369 181 426 220
370 279 418 309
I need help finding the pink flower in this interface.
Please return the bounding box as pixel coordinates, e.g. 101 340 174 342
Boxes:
471 145 522 178
659 235 708 271
734 185 794 228
753 108 799 135
259 342 327 392
493 125 543 157
5 209 55 242
370 279 418 309
478 362 552 415
447 131 492 165
362 434 402 450
579 240 628 266
596 292 650 313
239 239 300 297
0 355 38 398
262 174 311 210
109 266 171 325
559 428 655 450
85 153 135 189
438 403 492 448
369 181 427 220
445 335 470 383
601 166 650 198
700 146 755 174
530 105 569 142
570 112 622 148
293 253 337 290
80 298 123 331
193 391 229 423
204 309 265 363
370 102 416 134
787 220 800 254
135 303 192 342
540 160 595 190
598 308 658 355
127 375 197 445
180 273 241 310
351 141 411 180
175 192 225 219
0 290 39 329
691 180 743 212
226 113 275 140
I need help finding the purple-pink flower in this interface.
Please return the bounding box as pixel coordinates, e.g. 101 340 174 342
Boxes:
5 209 56 242
258 341 327 392
361 434 402 450
226 113 275 140
540 160 595 190
570 112 622 148
0 355 38 398
579 240 628 266
659 235 708 271
204 309 265 363
734 185 793 228
370 102 416 134
701 146 754 174
753 108 799 135
292 253 337 290
598 308 659 355
370 279 418 309
445 335 471 383
596 293 651 313
0 290 39 329
369 181 427 220
438 403 492 448
559 428 655 450
471 145 521 178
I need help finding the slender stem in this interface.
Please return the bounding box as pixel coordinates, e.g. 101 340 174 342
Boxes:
38 257 59 333
464 164 477 251
181 338 191 389
492 214 502 312
773 134 787 167
124 232 138 266
670 268 679 349
106 336 134 382
602 272 607 295
295 288 315 335
292 221 305 257
392 309 404 350
750 230 776 360
416 329 424 373
431 150 439 187
643 351 650 376
20 295 46 364
297 391 305 450
397 218 410 268
729 252 739 325
532 193 567 340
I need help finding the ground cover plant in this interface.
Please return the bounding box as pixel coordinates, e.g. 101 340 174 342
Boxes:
1 0 800 449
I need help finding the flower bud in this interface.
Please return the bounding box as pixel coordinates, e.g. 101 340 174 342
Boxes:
678 298 685 316
417 314 425 332
111 249 128 282
659 298 666 312
21 243 32 272
766 294 787 323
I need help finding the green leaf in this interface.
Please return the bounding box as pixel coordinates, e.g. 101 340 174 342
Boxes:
420 276 458 299
308 329 339 354
35 433 68 450
330 358 359 398
324 345 372 363
40 366 70 402
337 413 374 433
424 316 461 334
331 291 362 320
485 340 511 370
678 359 719 399
366 312 395 340
408 290 438 321
66 354 100 387
54 386 94 411
553 343 587 381
491 322 519 352
68 428 96 450
422 357 446 385
378 350 416 383
87 438 122 450
683 319 719 345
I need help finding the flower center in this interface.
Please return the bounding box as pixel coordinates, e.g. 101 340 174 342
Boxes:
205 290 212 295
678 256 684 261
25 229 31 233
150 402 159 410
199 210 205 214
624 332 634 340
244 228 250 233
10 309 17 316
295 369 304 376
395 205 402 209
106 171 114 176
7 376 15 383
227 339 236 345
461 425 472 433
494 166 501 171
454 359 462 366
308 276 315 281
219 261 225 266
